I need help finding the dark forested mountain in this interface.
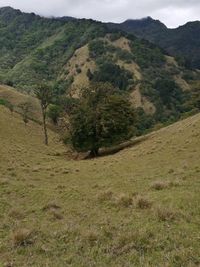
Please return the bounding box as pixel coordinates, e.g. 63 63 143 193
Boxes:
0 6 199 131
107 17 200 69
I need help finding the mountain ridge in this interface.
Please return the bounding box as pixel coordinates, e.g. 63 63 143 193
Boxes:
1 6 200 70
1 6 199 29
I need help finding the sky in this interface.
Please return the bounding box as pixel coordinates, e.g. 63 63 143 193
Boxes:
0 0 199 28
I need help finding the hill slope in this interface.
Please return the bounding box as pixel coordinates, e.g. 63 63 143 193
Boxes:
0 7 199 131
0 105 200 266
0 84 42 121
108 17 200 69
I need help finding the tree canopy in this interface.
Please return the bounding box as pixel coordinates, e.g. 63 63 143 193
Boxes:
69 83 135 156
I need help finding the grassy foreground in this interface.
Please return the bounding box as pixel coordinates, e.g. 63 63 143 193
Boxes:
0 105 200 267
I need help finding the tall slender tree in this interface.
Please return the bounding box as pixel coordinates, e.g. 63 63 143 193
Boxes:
35 83 53 145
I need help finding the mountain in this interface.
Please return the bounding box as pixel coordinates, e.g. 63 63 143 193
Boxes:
108 17 167 41
0 6 199 132
107 17 200 69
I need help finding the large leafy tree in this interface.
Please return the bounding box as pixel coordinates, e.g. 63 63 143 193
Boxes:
69 83 135 156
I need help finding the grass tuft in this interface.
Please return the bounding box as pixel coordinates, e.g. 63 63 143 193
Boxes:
115 193 133 207
12 228 32 247
151 181 169 190
156 207 178 222
136 196 152 209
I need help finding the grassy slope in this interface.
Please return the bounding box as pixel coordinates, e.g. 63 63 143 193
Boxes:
0 84 41 122
0 106 200 266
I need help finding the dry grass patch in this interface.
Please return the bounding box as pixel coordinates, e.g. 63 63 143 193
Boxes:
136 196 152 209
8 209 24 220
168 180 182 187
151 181 169 190
97 190 113 202
156 207 178 222
115 193 133 207
110 230 153 256
12 228 33 247
82 230 99 246
151 179 182 190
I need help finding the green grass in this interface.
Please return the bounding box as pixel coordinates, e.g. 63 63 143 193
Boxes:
0 105 200 266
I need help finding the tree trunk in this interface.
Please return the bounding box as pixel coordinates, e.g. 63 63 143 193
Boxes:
42 108 48 145
90 148 99 157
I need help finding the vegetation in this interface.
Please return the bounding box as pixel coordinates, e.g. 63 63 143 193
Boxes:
90 61 133 91
129 39 165 69
0 104 200 266
34 83 53 145
0 98 14 113
0 7 107 92
0 7 199 134
0 6 199 267
69 83 135 156
108 17 200 69
47 104 62 125
18 101 32 126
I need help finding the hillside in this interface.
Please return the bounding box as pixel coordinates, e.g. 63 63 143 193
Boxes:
107 17 200 69
0 7 199 132
0 6 107 92
0 84 42 121
0 104 200 266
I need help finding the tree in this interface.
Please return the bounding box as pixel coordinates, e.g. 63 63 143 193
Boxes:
18 101 32 126
47 104 62 125
69 83 135 157
35 83 53 145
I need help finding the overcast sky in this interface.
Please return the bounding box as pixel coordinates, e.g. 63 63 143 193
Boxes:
0 0 199 28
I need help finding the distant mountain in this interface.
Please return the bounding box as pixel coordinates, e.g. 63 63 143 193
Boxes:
107 17 200 69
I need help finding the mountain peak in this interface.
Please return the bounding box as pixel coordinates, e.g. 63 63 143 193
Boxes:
0 6 21 15
126 16 154 22
122 17 167 30
0 6 19 12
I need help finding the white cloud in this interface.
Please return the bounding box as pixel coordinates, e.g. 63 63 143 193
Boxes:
0 0 199 27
